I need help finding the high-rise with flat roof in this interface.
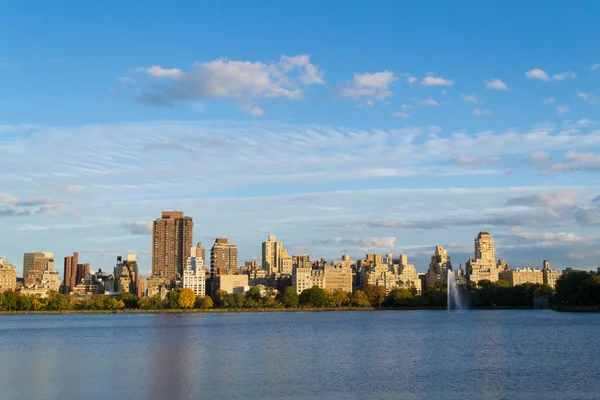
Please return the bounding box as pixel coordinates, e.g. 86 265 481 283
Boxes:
23 252 54 287
211 238 238 276
152 211 194 279
63 252 79 293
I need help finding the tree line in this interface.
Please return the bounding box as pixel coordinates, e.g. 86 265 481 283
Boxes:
2 270 599 312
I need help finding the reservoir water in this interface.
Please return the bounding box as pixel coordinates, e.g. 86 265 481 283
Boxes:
1 310 599 400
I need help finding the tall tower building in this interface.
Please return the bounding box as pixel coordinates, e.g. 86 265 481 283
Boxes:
474 231 495 265
425 245 452 288
211 238 238 276
63 252 79 293
262 234 282 275
194 242 206 263
152 211 194 279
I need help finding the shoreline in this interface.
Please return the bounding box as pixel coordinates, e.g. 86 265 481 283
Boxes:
0 306 576 315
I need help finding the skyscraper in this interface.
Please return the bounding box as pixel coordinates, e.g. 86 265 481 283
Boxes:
467 231 500 284
152 211 194 279
262 234 286 275
63 252 79 293
194 242 206 263
425 246 452 288
211 238 238 276
474 231 495 265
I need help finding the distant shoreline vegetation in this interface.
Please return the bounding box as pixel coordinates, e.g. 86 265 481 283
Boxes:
1 270 599 314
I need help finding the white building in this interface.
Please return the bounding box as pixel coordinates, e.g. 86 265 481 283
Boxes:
182 247 206 296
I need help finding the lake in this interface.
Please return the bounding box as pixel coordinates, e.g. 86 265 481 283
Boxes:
1 310 599 400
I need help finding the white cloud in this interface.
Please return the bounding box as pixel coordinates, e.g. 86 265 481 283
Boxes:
577 92 599 104
557 106 570 115
420 99 440 106
339 71 396 105
407 76 417 83
137 66 183 78
527 151 552 164
451 156 502 166
526 68 577 81
591 64 600 71
120 221 153 235
134 55 324 112
563 151 600 164
553 71 577 81
577 118 596 128
485 79 509 90
473 109 492 116
4 120 600 270
392 112 410 118
421 76 454 86
461 94 481 104
401 104 413 111
543 97 555 103
242 104 265 116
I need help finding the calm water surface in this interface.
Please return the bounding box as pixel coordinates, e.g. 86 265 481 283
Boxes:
1 310 599 400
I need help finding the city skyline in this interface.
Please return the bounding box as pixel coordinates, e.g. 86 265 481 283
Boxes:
2 2 600 274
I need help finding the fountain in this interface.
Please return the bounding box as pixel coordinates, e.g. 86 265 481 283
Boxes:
447 269 464 311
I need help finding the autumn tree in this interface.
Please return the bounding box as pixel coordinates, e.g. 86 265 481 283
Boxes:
351 290 370 307
178 288 196 309
328 290 350 307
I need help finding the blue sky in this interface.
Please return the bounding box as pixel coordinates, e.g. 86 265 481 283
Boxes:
1 1 600 277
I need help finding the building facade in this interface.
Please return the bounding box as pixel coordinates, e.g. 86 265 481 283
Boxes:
293 262 353 294
0 259 17 293
499 268 544 286
262 234 293 275
23 252 54 287
211 238 238 276
182 246 206 297
543 260 561 288
63 252 79 293
152 211 194 279
424 246 452 289
115 254 139 294
467 231 504 285
218 274 249 294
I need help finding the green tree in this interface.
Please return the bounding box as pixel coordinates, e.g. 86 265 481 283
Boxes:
163 290 180 309
139 294 162 310
213 290 229 308
106 298 119 310
46 291 72 311
245 286 262 301
116 293 139 309
18 294 33 311
281 287 299 308
178 288 196 309
426 281 448 307
31 297 43 311
385 287 413 307
229 292 245 309
361 284 386 307
2 291 19 311
351 290 370 307
299 285 328 307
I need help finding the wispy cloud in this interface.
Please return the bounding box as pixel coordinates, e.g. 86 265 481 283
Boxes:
473 108 492 116
557 105 570 115
461 94 482 104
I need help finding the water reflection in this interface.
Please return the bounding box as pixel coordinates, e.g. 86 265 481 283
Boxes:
1 311 600 400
